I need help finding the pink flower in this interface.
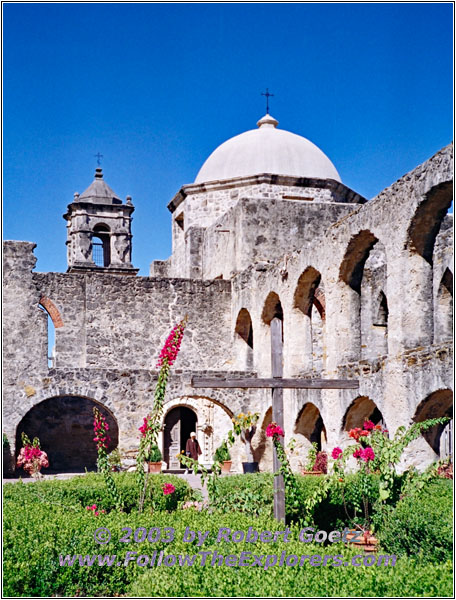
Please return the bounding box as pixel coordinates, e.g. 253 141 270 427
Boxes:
155 319 187 368
360 447 375 462
353 448 362 459
266 422 284 438
331 447 343 460
94 511 99 516
363 420 375 431
163 483 176 495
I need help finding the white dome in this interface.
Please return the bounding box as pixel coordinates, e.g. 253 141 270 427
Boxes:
195 114 341 184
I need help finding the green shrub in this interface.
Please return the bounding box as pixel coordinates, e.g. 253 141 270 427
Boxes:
209 472 381 529
3 472 191 513
4 488 452 598
373 479 452 562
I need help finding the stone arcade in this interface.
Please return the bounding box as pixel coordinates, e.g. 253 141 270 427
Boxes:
3 113 453 474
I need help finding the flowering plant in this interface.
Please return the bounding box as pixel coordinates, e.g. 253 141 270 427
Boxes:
86 504 105 516
93 407 123 510
136 316 187 512
16 433 49 477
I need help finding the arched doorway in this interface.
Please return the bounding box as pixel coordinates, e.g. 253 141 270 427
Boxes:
15 396 118 473
164 406 197 469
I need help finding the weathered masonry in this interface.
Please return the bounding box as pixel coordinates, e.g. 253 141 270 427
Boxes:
3 113 453 474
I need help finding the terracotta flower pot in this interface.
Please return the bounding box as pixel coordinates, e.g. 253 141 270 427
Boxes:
147 461 162 473
345 529 378 553
221 460 232 474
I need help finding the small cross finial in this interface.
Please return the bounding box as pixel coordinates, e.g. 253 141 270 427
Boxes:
94 152 103 166
261 88 274 114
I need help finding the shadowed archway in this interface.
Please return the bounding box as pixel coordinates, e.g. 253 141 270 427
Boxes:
15 396 118 473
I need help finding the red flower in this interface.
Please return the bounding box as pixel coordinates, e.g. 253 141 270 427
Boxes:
163 483 176 495
363 420 375 431
331 447 343 460
266 422 284 438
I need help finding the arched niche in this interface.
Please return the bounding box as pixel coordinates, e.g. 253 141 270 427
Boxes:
234 308 254 370
15 396 118 473
413 389 453 457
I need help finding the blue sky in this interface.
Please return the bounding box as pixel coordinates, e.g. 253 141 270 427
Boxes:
4 3 453 275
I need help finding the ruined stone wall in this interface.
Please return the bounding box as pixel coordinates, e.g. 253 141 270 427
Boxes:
229 143 453 469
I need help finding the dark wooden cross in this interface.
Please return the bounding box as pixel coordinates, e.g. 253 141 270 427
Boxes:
191 317 359 523
94 152 104 166
261 88 274 114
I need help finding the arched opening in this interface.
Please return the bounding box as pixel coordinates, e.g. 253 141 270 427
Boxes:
405 181 453 347
163 406 197 470
339 231 384 361
15 396 118 473
92 224 111 267
295 403 327 452
342 396 384 433
253 407 273 472
290 267 324 374
435 268 453 343
39 297 63 368
371 290 389 356
261 292 283 325
413 389 453 458
234 308 254 370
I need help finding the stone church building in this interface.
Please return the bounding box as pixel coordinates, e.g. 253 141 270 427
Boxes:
3 113 453 474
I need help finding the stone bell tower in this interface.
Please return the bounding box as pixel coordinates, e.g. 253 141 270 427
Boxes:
63 168 138 275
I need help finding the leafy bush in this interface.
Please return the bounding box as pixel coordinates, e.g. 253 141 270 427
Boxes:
373 479 452 562
3 472 190 513
4 486 452 598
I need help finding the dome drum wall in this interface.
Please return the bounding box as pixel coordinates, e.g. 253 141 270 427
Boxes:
168 175 366 233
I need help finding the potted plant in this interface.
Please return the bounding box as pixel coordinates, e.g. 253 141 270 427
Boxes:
146 444 163 473
232 412 260 473
107 448 122 472
16 432 49 478
214 442 232 474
